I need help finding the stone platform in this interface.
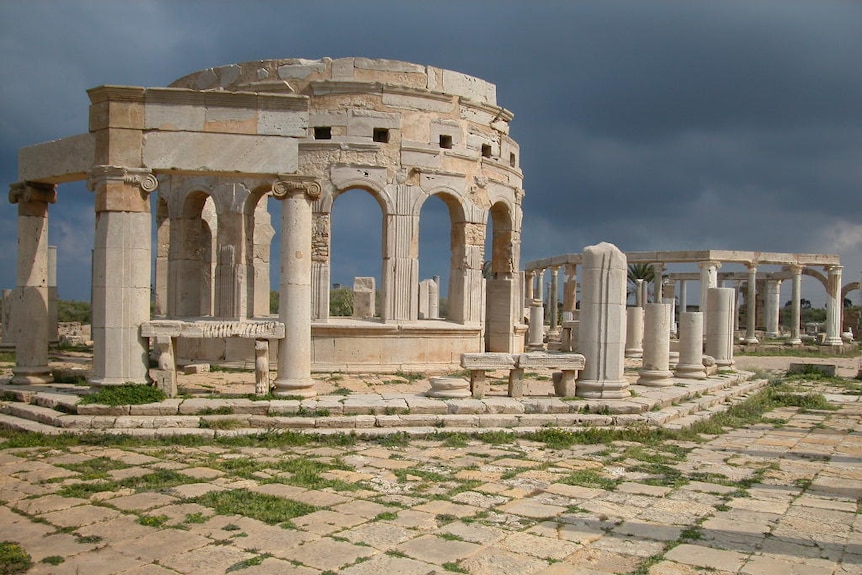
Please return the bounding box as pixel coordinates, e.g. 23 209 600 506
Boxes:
0 371 767 438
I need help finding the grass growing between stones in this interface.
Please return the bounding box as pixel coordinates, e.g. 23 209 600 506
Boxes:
57 468 195 499
191 489 315 527
78 384 166 406
56 456 131 480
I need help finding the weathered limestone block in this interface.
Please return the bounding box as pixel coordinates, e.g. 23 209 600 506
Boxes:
577 242 630 399
517 352 585 371
426 376 471 399
352 277 376 319
460 352 516 399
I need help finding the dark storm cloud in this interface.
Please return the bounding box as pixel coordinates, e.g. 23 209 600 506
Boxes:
1 0 860 303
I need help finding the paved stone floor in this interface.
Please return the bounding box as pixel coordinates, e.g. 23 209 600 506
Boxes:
1 376 860 574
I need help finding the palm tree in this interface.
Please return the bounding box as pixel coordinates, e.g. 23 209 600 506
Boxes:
627 263 655 305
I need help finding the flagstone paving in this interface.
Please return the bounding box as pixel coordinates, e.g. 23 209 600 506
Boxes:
0 376 860 574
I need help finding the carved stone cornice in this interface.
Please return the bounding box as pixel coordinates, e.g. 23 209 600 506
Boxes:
271 177 321 200
9 181 57 205
87 166 158 194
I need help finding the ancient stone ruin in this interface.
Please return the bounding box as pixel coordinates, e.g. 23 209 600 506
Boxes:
6 58 526 397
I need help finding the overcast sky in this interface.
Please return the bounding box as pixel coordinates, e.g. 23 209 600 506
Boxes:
1 0 860 308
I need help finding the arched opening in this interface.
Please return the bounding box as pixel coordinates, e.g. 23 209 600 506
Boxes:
484 201 517 351
418 193 458 320
329 188 384 319
168 191 215 317
244 188 276 318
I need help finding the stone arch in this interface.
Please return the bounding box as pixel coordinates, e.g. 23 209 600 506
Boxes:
802 267 828 291
416 188 469 321
842 281 862 302
244 184 277 317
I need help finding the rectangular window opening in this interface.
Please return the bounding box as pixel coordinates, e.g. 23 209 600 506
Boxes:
481 144 492 158
314 127 332 140
372 128 390 143
439 135 453 149
509 152 517 167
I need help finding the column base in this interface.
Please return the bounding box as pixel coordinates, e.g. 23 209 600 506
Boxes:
89 377 148 387
715 359 735 368
624 348 643 359
787 338 802 345
743 337 759 344
10 366 53 385
575 379 631 399
637 370 674 387
821 338 843 347
674 364 707 380
273 378 317 398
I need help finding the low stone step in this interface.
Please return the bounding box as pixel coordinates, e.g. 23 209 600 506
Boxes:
1 402 65 426
0 413 64 434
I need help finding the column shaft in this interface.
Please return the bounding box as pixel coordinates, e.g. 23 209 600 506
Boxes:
675 312 706 379
744 265 759 343
638 303 673 386
824 266 843 345
789 266 803 344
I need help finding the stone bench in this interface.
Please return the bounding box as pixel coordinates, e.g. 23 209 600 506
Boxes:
141 319 285 397
460 352 586 398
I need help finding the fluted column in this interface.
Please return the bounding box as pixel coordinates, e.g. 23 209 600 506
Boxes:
824 265 843 346
272 178 319 397
9 182 56 384
788 265 803 345
744 264 759 344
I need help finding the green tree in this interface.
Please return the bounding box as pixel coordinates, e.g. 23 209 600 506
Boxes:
57 300 91 323
269 291 279 315
330 287 354 316
627 263 655 304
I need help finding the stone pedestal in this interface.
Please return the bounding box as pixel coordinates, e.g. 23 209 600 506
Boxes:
427 376 471 398
625 306 644 358
527 299 545 350
638 303 673 387
576 242 630 399
675 312 706 380
705 287 735 368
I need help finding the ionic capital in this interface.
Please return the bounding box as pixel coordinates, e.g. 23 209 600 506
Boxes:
826 264 844 274
87 166 158 194
698 260 722 271
9 181 57 206
272 177 321 201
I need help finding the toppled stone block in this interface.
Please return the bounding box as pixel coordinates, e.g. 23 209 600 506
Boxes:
788 363 837 377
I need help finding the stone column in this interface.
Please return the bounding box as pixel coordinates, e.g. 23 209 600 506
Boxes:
788 265 803 345
651 263 664 303
635 279 644 307
698 260 720 327
679 279 687 314
548 266 560 335
576 242 630 398
562 263 577 322
705 287 735 368
675 312 706 379
744 264 759 344
824 265 843 346
765 279 782 338
48 245 58 344
527 300 545 351
88 167 155 386
536 268 546 325
524 271 534 305
9 182 55 384
625 306 644 358
272 178 319 397
638 303 673 386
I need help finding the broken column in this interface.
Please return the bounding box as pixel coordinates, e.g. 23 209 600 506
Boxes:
705 287 735 368
637 303 673 387
625 306 644 358
9 182 56 384
576 242 630 398
675 312 706 380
